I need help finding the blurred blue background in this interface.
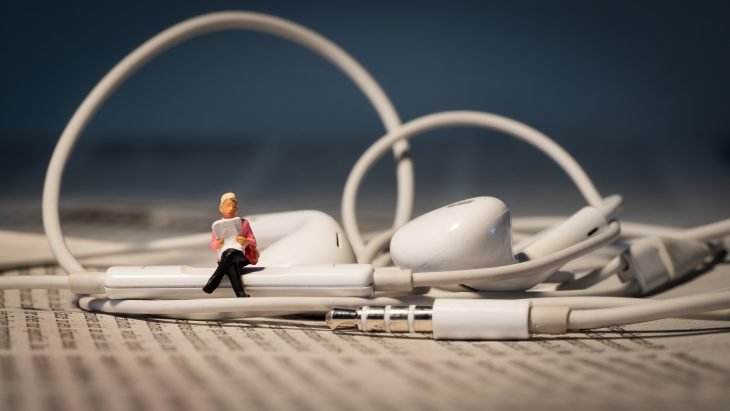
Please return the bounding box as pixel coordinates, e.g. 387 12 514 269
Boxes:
1 0 728 228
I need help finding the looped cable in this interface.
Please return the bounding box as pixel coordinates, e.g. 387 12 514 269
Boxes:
42 11 413 274
342 110 604 261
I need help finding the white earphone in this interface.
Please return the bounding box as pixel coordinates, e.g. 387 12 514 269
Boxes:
391 196 516 277
2 11 728 340
390 195 618 291
249 210 356 266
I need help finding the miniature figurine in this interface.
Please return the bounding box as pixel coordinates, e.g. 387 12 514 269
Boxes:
203 192 259 297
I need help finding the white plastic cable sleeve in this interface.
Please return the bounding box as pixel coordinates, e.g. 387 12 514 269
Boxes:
342 110 605 261
431 299 531 340
42 11 412 274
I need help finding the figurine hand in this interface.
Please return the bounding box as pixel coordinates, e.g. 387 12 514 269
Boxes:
236 236 248 247
215 238 224 249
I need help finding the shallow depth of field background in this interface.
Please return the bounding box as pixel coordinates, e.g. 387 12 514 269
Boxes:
2 0 728 229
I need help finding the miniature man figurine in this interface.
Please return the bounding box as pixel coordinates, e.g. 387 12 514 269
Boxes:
203 192 259 297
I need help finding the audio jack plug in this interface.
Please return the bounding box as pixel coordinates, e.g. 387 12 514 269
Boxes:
326 300 540 340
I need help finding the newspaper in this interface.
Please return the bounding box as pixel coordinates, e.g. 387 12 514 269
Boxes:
212 217 242 259
1 225 730 410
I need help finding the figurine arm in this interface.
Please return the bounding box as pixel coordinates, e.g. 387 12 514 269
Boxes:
240 219 257 249
211 231 224 250
240 219 259 264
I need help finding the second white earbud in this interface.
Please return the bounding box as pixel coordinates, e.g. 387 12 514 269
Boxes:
248 210 357 266
389 197 515 279
389 196 617 291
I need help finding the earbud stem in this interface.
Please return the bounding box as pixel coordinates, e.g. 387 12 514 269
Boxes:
518 205 609 261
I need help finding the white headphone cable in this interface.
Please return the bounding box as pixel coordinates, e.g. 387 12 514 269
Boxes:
42 11 413 275
566 290 730 329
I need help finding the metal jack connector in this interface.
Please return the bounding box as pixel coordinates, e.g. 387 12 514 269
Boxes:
326 306 434 333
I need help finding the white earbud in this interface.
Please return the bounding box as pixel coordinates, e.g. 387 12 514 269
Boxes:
390 196 515 274
248 210 357 266
390 196 619 291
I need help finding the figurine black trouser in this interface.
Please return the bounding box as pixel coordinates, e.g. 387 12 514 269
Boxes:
203 248 250 297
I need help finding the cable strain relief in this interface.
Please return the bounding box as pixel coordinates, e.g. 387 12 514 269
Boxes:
529 306 570 335
68 271 106 295
372 267 413 292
